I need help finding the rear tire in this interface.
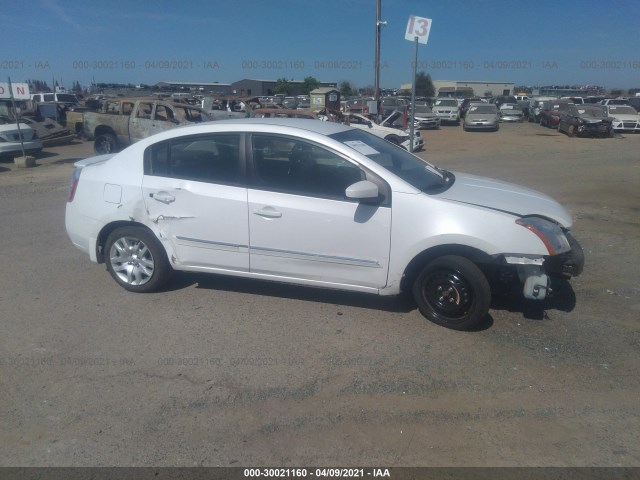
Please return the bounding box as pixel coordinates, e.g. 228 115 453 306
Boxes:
413 255 491 330
105 226 172 293
94 133 118 155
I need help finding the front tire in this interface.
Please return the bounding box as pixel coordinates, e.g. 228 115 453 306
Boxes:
105 226 172 293
413 255 491 330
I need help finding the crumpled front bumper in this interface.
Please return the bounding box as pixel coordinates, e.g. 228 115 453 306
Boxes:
544 233 584 278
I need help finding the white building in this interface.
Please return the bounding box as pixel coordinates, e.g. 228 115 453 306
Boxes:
401 80 515 97
434 80 514 97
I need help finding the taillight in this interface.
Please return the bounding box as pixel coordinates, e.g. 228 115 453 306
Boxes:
67 167 82 202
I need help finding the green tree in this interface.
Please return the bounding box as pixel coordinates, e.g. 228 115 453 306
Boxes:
273 78 291 95
414 71 435 97
302 76 320 95
610 88 624 96
628 88 640 95
339 80 355 97
359 85 375 96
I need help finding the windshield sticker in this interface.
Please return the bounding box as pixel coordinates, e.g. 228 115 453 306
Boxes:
344 140 380 156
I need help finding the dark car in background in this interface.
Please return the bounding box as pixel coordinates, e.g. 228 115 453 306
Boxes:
539 101 574 128
557 104 613 138
460 97 484 118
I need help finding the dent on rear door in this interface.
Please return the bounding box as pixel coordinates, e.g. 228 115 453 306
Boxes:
141 133 250 271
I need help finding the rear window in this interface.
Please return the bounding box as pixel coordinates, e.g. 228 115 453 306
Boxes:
57 94 78 103
145 134 241 185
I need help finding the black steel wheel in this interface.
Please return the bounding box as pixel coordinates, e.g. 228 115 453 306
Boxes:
413 255 491 330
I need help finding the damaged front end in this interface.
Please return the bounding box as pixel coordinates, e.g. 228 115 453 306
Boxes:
494 219 584 301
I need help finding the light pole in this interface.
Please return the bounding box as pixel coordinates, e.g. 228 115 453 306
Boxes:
374 0 387 104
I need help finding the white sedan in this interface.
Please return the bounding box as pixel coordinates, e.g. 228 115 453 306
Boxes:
0 120 43 158
604 105 640 132
66 118 584 330
322 112 424 152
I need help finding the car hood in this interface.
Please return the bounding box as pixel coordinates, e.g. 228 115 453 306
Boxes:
466 113 498 121
434 172 573 227
415 113 439 120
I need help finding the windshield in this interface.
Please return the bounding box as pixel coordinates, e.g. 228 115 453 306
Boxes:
414 105 433 114
329 128 450 193
578 107 606 118
434 99 458 107
57 94 78 103
608 106 637 115
468 105 497 114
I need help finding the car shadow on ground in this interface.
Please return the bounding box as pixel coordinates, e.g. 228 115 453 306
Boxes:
163 272 501 331
161 274 574 329
166 271 416 314
51 157 84 165
490 278 577 321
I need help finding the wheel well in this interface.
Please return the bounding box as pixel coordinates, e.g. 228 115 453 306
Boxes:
400 244 493 292
94 125 116 140
96 220 151 263
384 135 399 144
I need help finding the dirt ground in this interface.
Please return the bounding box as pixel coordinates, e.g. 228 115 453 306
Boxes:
0 121 639 467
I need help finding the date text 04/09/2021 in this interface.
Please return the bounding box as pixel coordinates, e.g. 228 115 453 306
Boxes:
243 468 391 478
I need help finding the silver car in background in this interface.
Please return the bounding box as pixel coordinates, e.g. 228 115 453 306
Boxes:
413 104 441 129
500 104 525 122
463 103 500 132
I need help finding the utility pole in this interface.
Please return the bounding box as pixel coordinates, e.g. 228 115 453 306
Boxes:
374 0 386 104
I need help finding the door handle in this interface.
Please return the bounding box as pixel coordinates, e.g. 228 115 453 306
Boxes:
253 208 282 218
150 192 175 204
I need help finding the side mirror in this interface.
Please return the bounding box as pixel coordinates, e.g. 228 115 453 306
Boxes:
345 180 379 200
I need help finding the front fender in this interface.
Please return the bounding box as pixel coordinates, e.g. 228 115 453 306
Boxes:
384 192 549 293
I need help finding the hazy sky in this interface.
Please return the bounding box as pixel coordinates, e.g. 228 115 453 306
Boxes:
2 0 639 89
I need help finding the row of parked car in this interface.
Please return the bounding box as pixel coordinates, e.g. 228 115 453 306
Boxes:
384 94 640 137
531 98 640 137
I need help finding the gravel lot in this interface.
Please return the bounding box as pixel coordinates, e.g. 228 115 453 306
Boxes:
1 122 639 467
